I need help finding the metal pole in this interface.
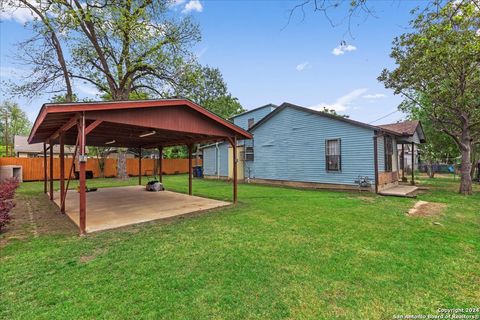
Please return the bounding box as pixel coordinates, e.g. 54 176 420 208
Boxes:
79 114 86 235
49 142 54 201
43 143 47 194
401 143 405 180
138 147 142 185
188 144 192 195
60 134 65 213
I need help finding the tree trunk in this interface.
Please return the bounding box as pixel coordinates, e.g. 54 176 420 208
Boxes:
459 142 472 195
427 161 435 178
117 151 128 180
470 144 478 180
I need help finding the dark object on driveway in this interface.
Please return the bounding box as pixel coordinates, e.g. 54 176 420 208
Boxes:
146 181 164 192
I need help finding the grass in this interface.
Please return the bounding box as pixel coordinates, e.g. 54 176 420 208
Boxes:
1 175 479 319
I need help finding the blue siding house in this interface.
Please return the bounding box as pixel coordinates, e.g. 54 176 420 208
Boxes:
201 104 276 178
202 102 423 192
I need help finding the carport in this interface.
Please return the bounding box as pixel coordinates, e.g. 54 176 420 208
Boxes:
28 99 252 234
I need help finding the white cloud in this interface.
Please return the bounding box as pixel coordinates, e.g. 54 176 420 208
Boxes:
182 0 203 13
332 44 357 56
0 4 35 24
311 88 368 112
362 93 386 99
295 62 310 72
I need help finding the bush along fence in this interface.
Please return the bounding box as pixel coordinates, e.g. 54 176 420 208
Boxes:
0 157 202 181
0 178 19 232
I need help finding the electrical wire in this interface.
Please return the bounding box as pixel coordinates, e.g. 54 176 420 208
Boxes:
368 109 400 124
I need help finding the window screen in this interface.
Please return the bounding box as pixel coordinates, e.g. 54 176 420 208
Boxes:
326 139 341 171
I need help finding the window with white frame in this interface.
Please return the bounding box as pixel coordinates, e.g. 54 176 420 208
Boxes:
326 139 341 171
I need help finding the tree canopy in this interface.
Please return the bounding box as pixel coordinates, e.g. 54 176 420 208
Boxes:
0 101 32 156
379 1 480 194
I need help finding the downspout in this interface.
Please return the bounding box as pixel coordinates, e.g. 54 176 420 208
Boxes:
373 134 379 194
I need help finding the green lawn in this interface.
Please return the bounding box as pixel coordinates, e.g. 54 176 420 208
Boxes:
1 175 479 319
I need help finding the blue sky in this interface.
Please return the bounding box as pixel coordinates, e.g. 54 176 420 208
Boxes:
0 0 420 125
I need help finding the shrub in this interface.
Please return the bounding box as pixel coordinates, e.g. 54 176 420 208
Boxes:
0 178 19 232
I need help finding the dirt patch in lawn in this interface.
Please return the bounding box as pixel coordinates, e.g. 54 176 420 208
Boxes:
407 201 446 217
79 248 107 263
356 196 376 203
0 194 77 247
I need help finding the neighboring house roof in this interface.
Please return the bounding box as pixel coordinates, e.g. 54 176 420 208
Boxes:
14 135 78 154
378 120 426 143
249 102 402 136
229 104 278 120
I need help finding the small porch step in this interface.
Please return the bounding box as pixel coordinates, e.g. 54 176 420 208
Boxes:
378 185 418 198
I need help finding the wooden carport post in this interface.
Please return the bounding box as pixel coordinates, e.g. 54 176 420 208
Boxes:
411 142 415 185
227 137 238 204
43 143 47 194
49 142 54 201
188 144 193 195
401 143 405 181
158 146 163 183
138 147 142 186
78 114 87 235
59 133 65 213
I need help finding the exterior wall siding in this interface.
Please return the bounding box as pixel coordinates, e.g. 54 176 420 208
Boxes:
233 105 276 130
201 142 229 177
251 107 376 186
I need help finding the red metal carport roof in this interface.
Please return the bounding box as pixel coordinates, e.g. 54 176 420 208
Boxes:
28 99 252 147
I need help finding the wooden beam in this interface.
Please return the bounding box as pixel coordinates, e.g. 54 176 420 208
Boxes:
158 146 163 183
84 120 103 135
48 114 79 141
138 147 142 186
60 133 65 213
232 138 238 204
49 143 54 201
43 143 47 194
62 135 79 210
79 114 86 235
188 144 193 195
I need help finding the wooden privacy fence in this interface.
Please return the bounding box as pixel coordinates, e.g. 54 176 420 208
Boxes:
0 157 201 181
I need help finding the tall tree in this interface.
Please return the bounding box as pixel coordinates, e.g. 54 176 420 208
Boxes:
0 101 32 156
174 65 245 119
400 96 460 178
4 0 73 102
61 0 200 100
379 1 480 195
